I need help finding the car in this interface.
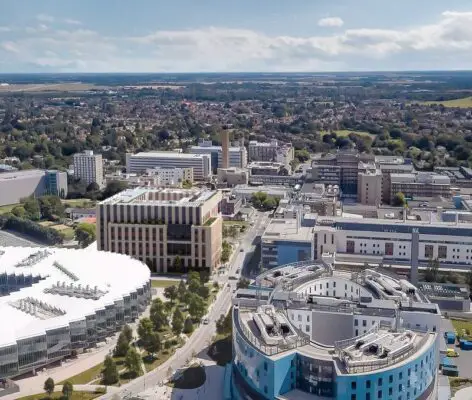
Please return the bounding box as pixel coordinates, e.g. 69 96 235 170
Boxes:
236 268 241 274
202 318 209 325
240 248 244 252
229 276 237 280
447 348 459 357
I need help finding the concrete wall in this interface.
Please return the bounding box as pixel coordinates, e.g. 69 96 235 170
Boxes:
0 172 45 206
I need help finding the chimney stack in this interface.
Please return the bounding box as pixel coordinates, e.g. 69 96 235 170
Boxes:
221 130 229 169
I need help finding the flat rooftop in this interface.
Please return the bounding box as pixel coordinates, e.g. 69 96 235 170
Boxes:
0 169 45 180
130 151 208 159
262 219 314 242
100 187 217 206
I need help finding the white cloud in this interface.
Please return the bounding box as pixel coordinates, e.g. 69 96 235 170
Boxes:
3 10 472 72
1 41 19 53
318 17 344 28
65 19 82 26
36 14 54 23
0 27 11 32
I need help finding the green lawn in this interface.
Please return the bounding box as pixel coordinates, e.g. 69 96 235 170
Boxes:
17 391 104 400
0 203 18 214
321 130 374 139
419 97 472 108
151 279 180 288
57 357 124 386
61 227 76 241
451 319 472 339
62 199 96 208
168 364 206 389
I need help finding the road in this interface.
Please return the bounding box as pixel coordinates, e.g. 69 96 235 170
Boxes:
101 209 269 399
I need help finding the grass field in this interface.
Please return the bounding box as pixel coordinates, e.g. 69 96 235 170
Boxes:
17 391 104 400
62 199 96 208
419 97 472 108
0 204 18 214
321 130 374 139
451 319 472 339
151 279 180 288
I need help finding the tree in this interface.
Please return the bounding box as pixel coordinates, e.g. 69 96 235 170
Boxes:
44 377 55 397
183 317 194 334
188 293 207 321
102 355 119 385
237 278 250 289
11 206 26 218
177 280 187 302
182 180 192 189
86 182 100 192
172 255 182 271
125 347 142 377
143 332 161 356
150 298 168 330
197 285 210 299
22 197 40 220
75 222 96 248
188 273 201 293
172 308 184 335
122 324 133 343
216 310 232 336
295 149 310 163
392 192 406 207
424 258 440 282
137 317 154 344
221 241 232 263
62 381 73 399
102 180 128 200
38 196 65 220
114 331 130 357
262 196 277 210
163 285 178 305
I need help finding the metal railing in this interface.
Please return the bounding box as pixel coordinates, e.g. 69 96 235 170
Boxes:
233 307 309 356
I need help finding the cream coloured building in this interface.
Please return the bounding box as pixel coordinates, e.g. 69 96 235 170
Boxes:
73 150 104 187
97 188 222 273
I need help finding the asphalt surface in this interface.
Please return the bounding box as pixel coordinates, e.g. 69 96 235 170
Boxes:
100 210 270 399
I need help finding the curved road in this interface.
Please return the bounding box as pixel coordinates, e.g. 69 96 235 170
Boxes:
101 210 269 399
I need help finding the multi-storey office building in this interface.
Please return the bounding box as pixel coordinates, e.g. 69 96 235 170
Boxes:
0 247 150 379
0 169 67 206
248 140 294 167
126 151 211 181
390 173 451 201
231 261 440 400
190 139 247 169
73 150 104 188
97 188 222 272
357 165 383 206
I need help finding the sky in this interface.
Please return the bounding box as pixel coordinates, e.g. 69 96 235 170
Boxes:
2 0 472 73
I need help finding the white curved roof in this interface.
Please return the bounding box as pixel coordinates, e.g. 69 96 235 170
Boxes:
0 247 150 346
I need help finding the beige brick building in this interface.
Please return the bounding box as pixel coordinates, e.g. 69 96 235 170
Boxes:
97 188 222 273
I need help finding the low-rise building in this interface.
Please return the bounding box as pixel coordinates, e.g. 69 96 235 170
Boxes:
248 139 294 167
97 187 222 272
261 216 314 268
217 167 249 187
231 185 289 201
220 195 243 219
248 161 290 176
390 172 451 201
0 170 67 206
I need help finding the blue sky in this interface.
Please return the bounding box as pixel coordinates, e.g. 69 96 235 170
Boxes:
1 0 472 72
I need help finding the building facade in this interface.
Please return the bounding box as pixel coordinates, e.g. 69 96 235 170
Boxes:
126 151 211 181
0 247 151 379
73 150 104 188
0 170 67 206
97 188 223 272
357 166 383 206
190 139 247 169
248 140 294 167
230 261 440 400
390 173 451 202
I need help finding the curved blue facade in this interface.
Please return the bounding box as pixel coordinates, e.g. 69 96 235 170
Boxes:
231 307 438 400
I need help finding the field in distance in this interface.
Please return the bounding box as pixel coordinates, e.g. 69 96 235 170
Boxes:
320 130 374 139
417 96 472 108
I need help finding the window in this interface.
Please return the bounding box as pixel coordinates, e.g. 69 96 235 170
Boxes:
378 378 382 386
264 361 267 371
264 386 268 394
424 244 433 258
333 281 336 288
438 245 447 259
355 319 359 326
366 380 371 389
389 388 393 396
363 320 367 327
399 372 403 380
378 391 382 399
307 315 310 322
389 375 393 384
408 368 411 376
351 395 356 400
366 394 370 400
351 382 357 390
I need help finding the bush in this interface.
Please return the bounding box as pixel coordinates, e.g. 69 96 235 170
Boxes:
183 317 194 334
1 215 64 244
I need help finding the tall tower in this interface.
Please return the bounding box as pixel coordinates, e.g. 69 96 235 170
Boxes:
221 130 229 169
